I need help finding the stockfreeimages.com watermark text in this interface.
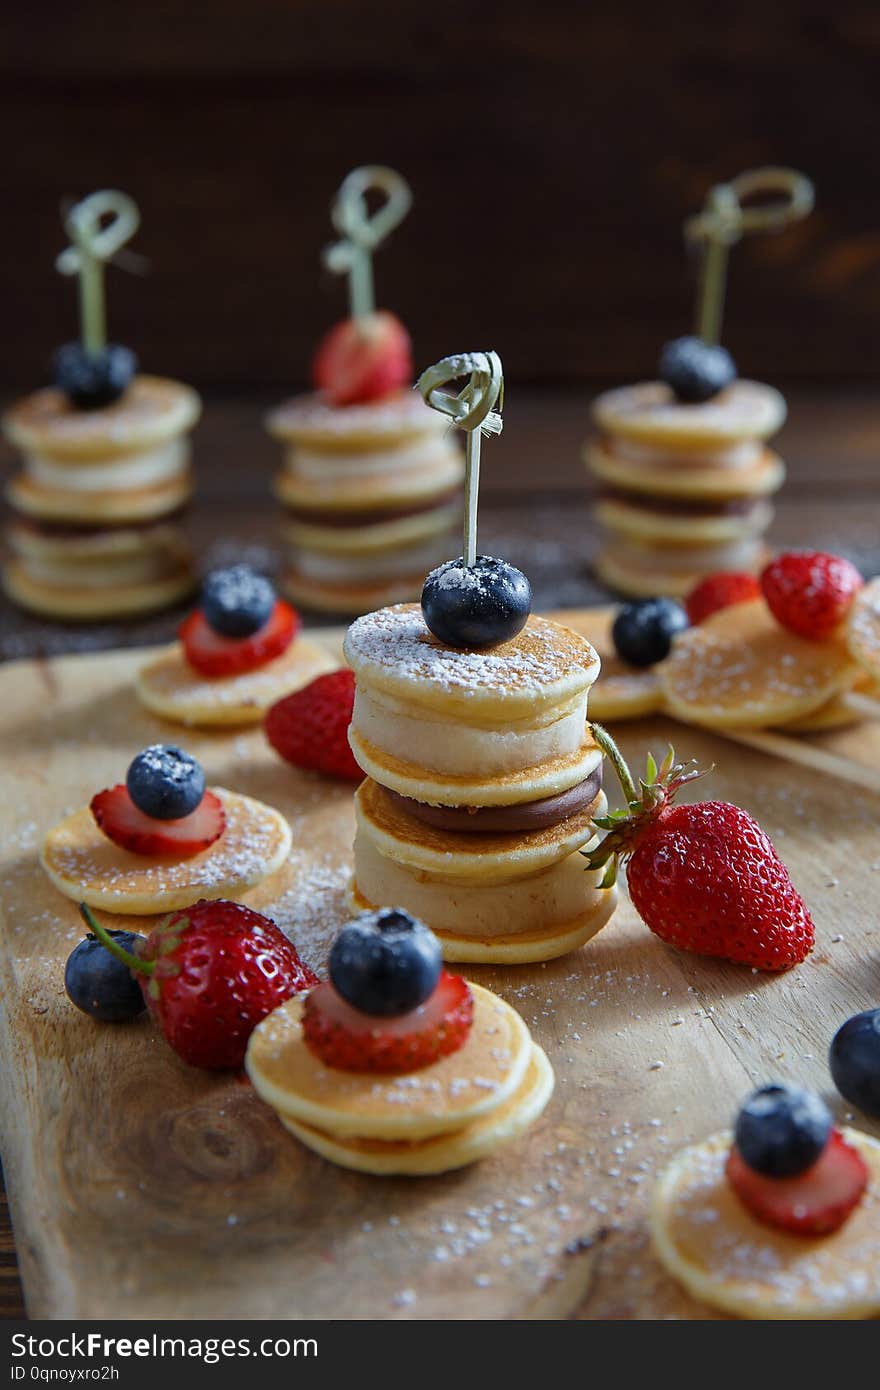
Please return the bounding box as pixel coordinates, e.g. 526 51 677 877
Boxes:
10 1333 317 1369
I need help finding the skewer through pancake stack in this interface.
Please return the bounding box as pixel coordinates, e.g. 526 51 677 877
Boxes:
344 603 616 962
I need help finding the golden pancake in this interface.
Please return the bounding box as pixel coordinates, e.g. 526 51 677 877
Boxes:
265 390 449 450
135 637 335 727
278 1044 553 1175
345 606 600 720
281 568 430 616
6 517 187 563
594 542 768 601
3 376 201 460
350 878 618 965
847 576 880 683
650 1129 880 1320
7 468 193 525
245 982 531 1141
281 501 461 556
40 788 292 914
595 495 773 546
3 558 196 621
659 599 857 728
591 380 787 448
565 608 663 721
586 439 785 501
273 454 462 513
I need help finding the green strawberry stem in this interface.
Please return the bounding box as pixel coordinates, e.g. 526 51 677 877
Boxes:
591 723 637 804
78 902 155 976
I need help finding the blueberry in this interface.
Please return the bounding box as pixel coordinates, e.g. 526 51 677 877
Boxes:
421 555 532 648
611 598 688 667
126 745 205 820
202 565 275 638
65 931 147 1022
734 1083 832 1177
329 908 442 1017
658 335 737 404
829 1009 880 1119
53 342 137 410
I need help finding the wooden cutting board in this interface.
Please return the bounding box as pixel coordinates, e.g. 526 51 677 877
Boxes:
1 611 879 1321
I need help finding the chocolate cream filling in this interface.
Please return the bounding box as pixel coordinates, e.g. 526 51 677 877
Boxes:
599 488 759 518
386 764 603 834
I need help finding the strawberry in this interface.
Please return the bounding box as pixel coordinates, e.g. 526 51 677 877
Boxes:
302 971 473 1073
726 1130 869 1236
180 600 299 678
760 550 864 640
81 900 318 1069
585 728 814 971
685 571 761 626
90 785 225 857
312 311 412 406
265 668 362 781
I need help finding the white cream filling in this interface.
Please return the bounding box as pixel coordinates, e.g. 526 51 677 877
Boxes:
351 686 590 777
354 834 607 937
284 435 458 481
612 438 762 470
25 439 189 493
291 534 452 584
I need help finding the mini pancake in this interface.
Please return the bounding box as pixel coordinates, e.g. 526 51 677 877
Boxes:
591 380 787 449
273 453 462 513
659 599 857 729
781 670 879 733
354 777 602 882
586 439 785 500
595 494 773 546
277 1044 554 1176
847 576 880 683
245 981 531 1141
40 787 292 915
282 568 434 617
3 558 196 621
7 468 193 525
281 500 462 555
7 517 187 563
594 542 768 601
265 390 449 451
650 1129 880 1320
561 607 664 722
3 376 201 461
135 637 335 727
350 879 618 965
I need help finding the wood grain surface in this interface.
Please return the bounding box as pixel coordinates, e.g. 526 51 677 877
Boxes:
2 3 880 392
1 620 879 1319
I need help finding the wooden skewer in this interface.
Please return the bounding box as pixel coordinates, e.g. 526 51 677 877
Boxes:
714 726 880 794
841 689 880 721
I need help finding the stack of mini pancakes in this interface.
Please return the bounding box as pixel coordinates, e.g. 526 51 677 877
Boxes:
3 376 200 620
246 980 553 1175
343 603 617 963
266 390 463 615
586 380 787 598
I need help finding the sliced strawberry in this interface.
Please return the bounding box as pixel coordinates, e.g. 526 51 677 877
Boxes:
180 599 299 677
90 785 226 857
726 1129 869 1236
265 668 362 781
301 971 473 1073
312 311 412 406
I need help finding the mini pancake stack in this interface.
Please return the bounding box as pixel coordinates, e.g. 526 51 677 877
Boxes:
343 603 617 963
246 980 552 1176
3 376 201 619
266 391 464 615
586 380 787 598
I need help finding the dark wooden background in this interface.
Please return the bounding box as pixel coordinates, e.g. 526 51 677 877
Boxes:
1 1 879 395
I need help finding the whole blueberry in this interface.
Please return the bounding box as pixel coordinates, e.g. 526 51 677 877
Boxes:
734 1083 832 1177
53 342 137 410
421 555 532 648
658 335 737 404
126 745 205 820
329 908 442 1018
829 1009 880 1118
65 931 147 1022
611 597 688 667
202 564 275 638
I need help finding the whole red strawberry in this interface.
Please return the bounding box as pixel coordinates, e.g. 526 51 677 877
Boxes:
586 731 814 971
80 901 318 1069
685 571 761 626
265 669 362 781
761 550 863 640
